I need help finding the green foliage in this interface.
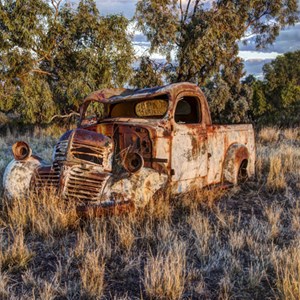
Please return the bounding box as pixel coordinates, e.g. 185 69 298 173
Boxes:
136 0 298 122
252 80 269 117
0 0 134 124
204 58 253 123
17 75 56 124
0 0 299 126
245 51 300 125
262 50 300 125
130 56 164 88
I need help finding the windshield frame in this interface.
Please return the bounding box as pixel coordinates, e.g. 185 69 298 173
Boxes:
80 94 170 126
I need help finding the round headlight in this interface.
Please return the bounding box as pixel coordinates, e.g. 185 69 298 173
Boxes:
123 152 144 173
12 141 32 161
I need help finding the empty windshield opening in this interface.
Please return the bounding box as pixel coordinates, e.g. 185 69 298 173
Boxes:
81 102 107 126
81 95 169 126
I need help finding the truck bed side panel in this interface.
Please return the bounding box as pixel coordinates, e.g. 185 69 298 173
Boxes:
206 124 255 184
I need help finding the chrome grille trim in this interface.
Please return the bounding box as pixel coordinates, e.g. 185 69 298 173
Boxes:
69 138 113 171
34 166 60 189
54 140 69 161
64 165 109 201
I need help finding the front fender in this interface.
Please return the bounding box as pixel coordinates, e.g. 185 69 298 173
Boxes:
3 156 44 200
103 168 168 208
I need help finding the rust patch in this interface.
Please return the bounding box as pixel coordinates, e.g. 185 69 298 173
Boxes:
12 141 32 161
76 201 135 218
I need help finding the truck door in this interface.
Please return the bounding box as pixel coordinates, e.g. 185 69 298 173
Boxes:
171 96 208 182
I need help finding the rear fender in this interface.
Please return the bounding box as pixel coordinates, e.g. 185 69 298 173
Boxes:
223 143 249 184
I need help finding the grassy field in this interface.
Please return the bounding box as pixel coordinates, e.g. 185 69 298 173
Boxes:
0 127 299 299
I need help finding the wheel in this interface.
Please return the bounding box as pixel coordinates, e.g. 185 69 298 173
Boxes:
237 160 248 183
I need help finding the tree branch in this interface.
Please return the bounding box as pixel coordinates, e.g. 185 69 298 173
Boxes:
30 69 54 76
183 0 192 22
192 0 201 18
50 111 80 122
51 0 62 19
180 0 184 24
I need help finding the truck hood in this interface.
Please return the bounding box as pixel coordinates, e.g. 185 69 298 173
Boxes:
54 128 113 172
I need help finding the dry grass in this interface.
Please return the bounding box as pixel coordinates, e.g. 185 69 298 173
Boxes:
0 228 34 272
3 190 78 238
144 240 186 300
0 126 299 298
267 155 286 190
258 127 280 143
80 250 106 299
0 271 10 299
273 242 300 300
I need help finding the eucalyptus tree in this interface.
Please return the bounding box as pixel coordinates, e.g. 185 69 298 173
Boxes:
135 0 298 122
0 0 134 124
0 0 53 121
262 50 300 124
130 56 164 88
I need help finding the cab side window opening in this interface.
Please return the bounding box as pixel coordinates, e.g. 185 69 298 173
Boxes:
175 97 201 124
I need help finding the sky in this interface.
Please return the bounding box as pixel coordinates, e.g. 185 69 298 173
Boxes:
89 0 300 77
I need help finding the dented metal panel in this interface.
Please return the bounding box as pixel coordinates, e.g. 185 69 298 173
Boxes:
3 82 255 215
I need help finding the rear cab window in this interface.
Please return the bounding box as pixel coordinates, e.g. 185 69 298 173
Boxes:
175 96 202 124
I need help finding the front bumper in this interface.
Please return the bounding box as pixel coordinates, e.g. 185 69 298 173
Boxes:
76 200 135 217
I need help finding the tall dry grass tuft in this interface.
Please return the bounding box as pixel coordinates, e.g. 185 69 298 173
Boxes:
218 272 233 300
267 155 286 191
283 128 299 141
273 243 300 300
280 144 300 175
264 204 282 240
80 250 105 299
90 221 112 259
35 277 60 300
75 221 112 261
143 240 186 300
0 228 34 272
188 213 212 263
229 229 246 252
291 202 300 233
258 127 280 143
112 217 135 252
0 271 10 299
4 190 78 237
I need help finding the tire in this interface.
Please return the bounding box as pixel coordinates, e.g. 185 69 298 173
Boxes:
237 160 248 183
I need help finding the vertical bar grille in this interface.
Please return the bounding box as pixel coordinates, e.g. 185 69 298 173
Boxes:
34 166 60 190
64 165 109 201
54 140 69 161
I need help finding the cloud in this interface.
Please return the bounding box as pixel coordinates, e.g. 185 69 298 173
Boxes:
239 23 300 54
94 0 214 17
95 0 137 17
238 51 281 61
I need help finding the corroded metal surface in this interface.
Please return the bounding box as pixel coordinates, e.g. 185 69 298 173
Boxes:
3 156 43 199
3 82 255 214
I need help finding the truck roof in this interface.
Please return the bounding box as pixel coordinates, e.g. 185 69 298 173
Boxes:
83 82 202 104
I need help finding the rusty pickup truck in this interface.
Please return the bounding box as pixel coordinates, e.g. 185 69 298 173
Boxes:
3 82 255 214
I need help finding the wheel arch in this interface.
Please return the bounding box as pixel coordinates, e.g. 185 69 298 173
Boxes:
222 143 250 185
